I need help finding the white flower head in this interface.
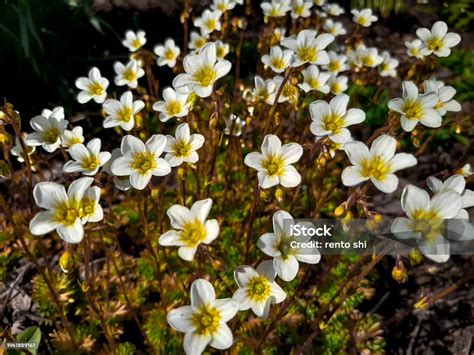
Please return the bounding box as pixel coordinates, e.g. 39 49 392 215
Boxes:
422 80 461 116
194 9 222 35
61 126 84 149
379 51 399 77
351 8 377 27
391 185 463 262
388 81 441 132
272 27 287 44
328 75 348 95
426 175 474 219
261 46 293 73
173 42 232 98
416 21 461 57
323 19 347 36
291 0 313 19
103 148 132 191
25 107 68 153
281 29 335 67
215 40 230 60
298 65 331 93
405 39 425 59
81 185 103 223
75 67 109 104
212 0 237 12
111 135 171 190
323 51 347 74
159 198 219 261
342 135 417 193
11 137 35 163
253 76 277 104
258 210 321 281
233 260 286 318
103 91 144 131
29 177 102 243
63 138 111 176
114 60 145 89
154 39 181 68
153 87 189 122
164 123 205 167
122 30 146 52
167 279 238 355
310 94 365 144
359 47 384 68
323 3 344 16
244 134 303 189
271 75 299 104
261 0 291 18
189 31 209 51
224 114 245 136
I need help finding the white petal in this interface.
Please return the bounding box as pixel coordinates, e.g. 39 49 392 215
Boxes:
210 323 233 350
371 174 399 193
33 182 67 209
261 134 282 157
431 191 462 218
213 299 239 322
256 260 276 281
389 153 417 173
274 255 299 281
279 165 301 188
191 198 212 221
57 219 84 243
401 185 431 218
29 212 60 235
167 306 194 333
257 233 280 257
244 152 264 170
341 166 367 186
121 135 145 156
130 171 152 190
159 230 184 246
234 265 258 288
370 135 396 160
203 219 219 244
343 141 369 165
280 143 303 164
183 332 211 355
191 278 216 307
167 205 193 229
178 246 198 261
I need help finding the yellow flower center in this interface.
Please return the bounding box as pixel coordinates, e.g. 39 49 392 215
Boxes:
409 48 419 56
195 38 207 50
180 219 207 247
427 36 443 51
434 101 444 110
43 128 61 144
270 57 286 70
402 100 424 120
88 82 104 96
362 56 375 67
360 155 391 180
192 304 221 336
217 3 227 12
123 68 137 82
166 101 183 116
262 155 285 176
410 209 443 241
358 17 370 26
204 19 218 32
81 197 96 218
132 38 142 49
247 275 271 302
66 137 83 147
165 49 175 60
194 65 217 87
118 106 134 122
298 46 318 63
131 152 157 174
322 113 345 134
294 5 305 15
54 201 81 226
81 154 101 171
329 61 341 72
331 82 342 94
173 140 192 158
307 77 321 89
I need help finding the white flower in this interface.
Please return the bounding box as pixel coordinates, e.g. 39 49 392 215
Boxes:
11 137 35 163
75 67 109 104
61 126 84 149
167 279 238 355
111 135 171 190
341 135 417 193
122 30 146 52
63 138 111 176
233 260 286 318
272 27 287 44
323 51 347 74
212 0 237 12
416 21 461 57
422 80 461 116
244 134 303 189
103 148 131 191
159 198 219 261
281 29 334 67
426 175 474 219
291 0 313 19
81 185 103 223
164 123 205 167
261 46 293 73
152 87 189 122
224 114 245 136
194 9 222 35
458 163 472 178
391 185 463 263
323 3 344 16
271 75 298 104
258 211 321 281
405 39 425 59
359 47 384 67
114 60 145 89
189 31 209 51
25 107 68 153
379 51 399 77
29 177 101 243
253 76 277 104
215 40 230 60
261 0 291 18
323 19 347 36
154 39 181 68
298 65 331 93
173 43 232 98
328 75 348 95
388 81 441 132
351 8 377 27
103 91 144 131
309 94 365 144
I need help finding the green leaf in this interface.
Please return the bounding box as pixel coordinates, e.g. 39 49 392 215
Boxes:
7 326 41 355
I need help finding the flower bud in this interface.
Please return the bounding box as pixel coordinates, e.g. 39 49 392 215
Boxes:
0 132 12 147
151 188 160 200
409 248 423 266
59 251 75 274
259 190 270 201
334 205 346 218
391 261 408 283
275 188 284 202
177 168 186 180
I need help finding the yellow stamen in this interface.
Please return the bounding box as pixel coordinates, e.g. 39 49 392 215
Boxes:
88 82 104 96
322 113 345 134
194 65 217 87
192 304 221 336
247 276 271 302
262 155 285 176
131 152 157 174
173 140 192 158
298 46 318 63
360 155 391 180
180 219 207 247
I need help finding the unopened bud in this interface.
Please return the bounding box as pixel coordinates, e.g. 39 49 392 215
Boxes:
209 116 218 129
177 168 186 180
409 248 423 266
0 132 12 147
317 155 327 169
151 188 160 200
59 251 75 274
334 205 346 218
392 261 408 283
259 190 270 201
275 188 284 202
